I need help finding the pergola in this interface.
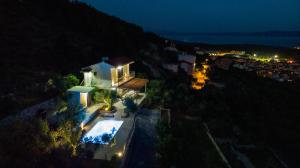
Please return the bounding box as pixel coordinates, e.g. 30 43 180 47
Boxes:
118 78 149 91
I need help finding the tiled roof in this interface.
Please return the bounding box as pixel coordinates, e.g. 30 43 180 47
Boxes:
106 56 134 66
67 86 94 93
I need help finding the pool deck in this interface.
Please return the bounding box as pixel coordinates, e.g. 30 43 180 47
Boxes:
92 104 134 160
80 94 145 160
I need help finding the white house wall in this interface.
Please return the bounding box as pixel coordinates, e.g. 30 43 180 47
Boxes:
90 62 113 81
88 62 113 88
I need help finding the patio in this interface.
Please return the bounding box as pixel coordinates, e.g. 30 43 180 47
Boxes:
79 92 146 160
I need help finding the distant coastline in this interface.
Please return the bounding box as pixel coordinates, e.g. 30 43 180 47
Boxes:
157 31 300 48
158 31 300 37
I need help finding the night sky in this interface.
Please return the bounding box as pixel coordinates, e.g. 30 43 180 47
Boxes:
81 0 300 33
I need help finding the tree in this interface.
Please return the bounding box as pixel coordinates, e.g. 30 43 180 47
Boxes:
65 104 85 126
54 74 80 96
123 97 137 112
0 118 54 167
50 120 81 156
93 89 117 110
93 90 105 103
146 80 164 106
64 74 80 90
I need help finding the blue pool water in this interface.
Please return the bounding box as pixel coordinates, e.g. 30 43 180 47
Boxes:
82 120 123 144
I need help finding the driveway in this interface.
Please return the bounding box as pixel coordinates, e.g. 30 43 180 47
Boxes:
126 109 160 168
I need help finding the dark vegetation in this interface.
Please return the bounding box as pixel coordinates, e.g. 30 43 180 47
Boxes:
0 0 162 117
145 71 229 167
146 54 300 167
210 67 300 167
0 105 82 167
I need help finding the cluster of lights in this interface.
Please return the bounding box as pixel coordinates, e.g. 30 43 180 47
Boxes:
287 60 295 64
192 64 209 90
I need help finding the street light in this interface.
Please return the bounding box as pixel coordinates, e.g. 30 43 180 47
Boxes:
117 151 123 157
80 123 84 130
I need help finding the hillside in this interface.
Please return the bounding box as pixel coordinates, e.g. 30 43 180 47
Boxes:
0 0 161 117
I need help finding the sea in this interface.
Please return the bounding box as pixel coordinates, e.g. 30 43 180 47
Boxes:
160 34 300 48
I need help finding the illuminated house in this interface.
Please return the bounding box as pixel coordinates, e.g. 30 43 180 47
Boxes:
162 53 196 75
67 56 148 109
178 53 196 75
81 56 136 89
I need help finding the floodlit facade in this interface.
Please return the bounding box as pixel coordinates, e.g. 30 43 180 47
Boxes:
81 56 135 89
67 56 148 109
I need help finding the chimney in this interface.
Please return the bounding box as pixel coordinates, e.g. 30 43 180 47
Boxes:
102 57 109 62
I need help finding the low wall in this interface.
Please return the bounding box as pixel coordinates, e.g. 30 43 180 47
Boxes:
119 112 139 168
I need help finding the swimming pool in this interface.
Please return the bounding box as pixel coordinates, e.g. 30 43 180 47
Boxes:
81 120 123 144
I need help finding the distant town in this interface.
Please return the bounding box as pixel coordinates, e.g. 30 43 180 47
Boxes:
208 50 300 82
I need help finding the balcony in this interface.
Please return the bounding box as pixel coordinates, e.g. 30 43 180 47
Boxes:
117 71 135 86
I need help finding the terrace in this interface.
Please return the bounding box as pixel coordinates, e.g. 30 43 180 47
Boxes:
78 92 146 160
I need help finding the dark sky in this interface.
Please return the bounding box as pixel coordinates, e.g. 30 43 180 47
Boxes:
81 0 300 33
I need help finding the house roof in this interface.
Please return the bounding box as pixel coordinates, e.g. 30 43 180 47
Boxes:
81 67 93 72
106 56 134 66
118 78 149 90
67 86 94 93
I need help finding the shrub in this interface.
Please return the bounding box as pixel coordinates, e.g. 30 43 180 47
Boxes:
64 74 80 90
93 90 105 103
123 97 137 112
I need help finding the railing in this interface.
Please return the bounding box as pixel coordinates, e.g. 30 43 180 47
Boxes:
119 111 139 168
117 71 135 86
80 80 84 86
130 71 136 78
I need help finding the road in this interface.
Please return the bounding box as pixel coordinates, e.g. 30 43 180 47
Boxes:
126 109 160 168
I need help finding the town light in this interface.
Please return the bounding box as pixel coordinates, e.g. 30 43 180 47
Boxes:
253 54 257 57
274 55 278 58
117 66 122 70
